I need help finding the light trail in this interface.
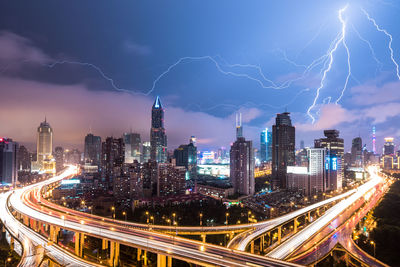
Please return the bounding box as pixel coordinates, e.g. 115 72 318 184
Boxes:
362 8 400 80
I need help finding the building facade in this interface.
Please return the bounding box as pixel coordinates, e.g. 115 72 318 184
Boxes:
272 112 295 189
0 138 18 186
150 96 167 163
230 136 255 196
84 133 102 166
124 132 141 163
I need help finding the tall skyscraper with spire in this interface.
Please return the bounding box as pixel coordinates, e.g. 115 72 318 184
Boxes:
150 96 167 163
37 118 53 166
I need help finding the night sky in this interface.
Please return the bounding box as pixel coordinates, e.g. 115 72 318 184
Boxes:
0 0 399 152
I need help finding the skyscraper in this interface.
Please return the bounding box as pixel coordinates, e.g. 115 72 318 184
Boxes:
314 130 344 157
0 138 18 186
383 137 395 155
150 96 167 163
174 137 197 180
84 133 102 166
351 137 363 167
54 146 64 173
17 145 31 172
101 137 124 185
236 113 243 139
142 142 151 163
36 118 53 167
272 112 295 189
123 132 141 163
260 128 270 162
372 126 376 154
308 148 326 195
230 126 255 196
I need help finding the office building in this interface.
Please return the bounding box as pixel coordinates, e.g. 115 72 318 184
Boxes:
84 133 102 166
0 138 18 186
260 128 272 162
150 96 167 163
157 162 186 197
308 148 327 195
101 137 124 185
314 130 344 157
17 145 31 172
124 132 141 163
230 125 255 196
54 146 64 173
142 142 151 163
34 118 54 172
287 166 309 195
142 160 158 198
174 137 197 180
383 137 395 155
351 137 363 167
272 112 295 189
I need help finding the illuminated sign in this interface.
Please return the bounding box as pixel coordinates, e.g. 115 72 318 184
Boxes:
325 157 330 170
287 166 308 174
332 157 337 171
61 179 80 185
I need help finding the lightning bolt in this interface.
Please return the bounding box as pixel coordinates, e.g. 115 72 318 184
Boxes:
307 5 349 123
362 8 400 80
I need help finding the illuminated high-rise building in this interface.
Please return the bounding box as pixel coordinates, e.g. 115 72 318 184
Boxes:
230 126 255 196
36 118 53 166
314 130 344 157
150 96 167 163
372 126 376 154
174 137 197 180
272 112 295 189
236 113 243 139
351 137 363 167
123 132 141 163
54 146 64 173
383 137 395 155
84 133 102 166
142 142 151 163
0 138 18 186
260 128 272 162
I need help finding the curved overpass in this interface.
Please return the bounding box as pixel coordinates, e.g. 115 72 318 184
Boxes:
9 166 300 267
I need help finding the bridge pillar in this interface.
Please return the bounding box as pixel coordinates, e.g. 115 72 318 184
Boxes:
157 254 167 267
316 208 320 217
10 236 14 250
307 211 311 222
167 256 172 267
277 226 282 244
49 225 59 243
250 240 254 254
259 235 264 253
201 234 206 243
143 250 148 266
74 232 84 257
109 241 120 267
137 248 142 262
102 239 109 250
294 217 298 233
23 215 29 226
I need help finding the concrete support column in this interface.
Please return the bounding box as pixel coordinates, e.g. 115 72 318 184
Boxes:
307 211 311 222
294 217 298 233
109 241 120 267
167 256 172 267
250 240 254 254
157 254 167 267
49 225 59 243
143 250 148 266
201 234 206 243
277 226 282 244
23 215 29 226
74 232 84 257
316 208 320 217
260 235 264 253
102 239 109 250
10 236 14 250
137 248 142 262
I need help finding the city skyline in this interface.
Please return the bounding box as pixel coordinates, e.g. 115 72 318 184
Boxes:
1 1 400 152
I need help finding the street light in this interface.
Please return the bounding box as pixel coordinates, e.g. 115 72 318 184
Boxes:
145 211 149 224
5 257 11 266
172 213 176 225
225 212 229 225
370 241 376 257
111 206 115 219
247 210 251 223
199 213 203 226
122 211 127 221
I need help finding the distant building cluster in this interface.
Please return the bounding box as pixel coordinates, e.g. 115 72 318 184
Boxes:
2 93 398 210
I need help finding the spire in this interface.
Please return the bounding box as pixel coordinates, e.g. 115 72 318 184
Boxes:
45 116 47 123
236 113 243 139
153 95 162 109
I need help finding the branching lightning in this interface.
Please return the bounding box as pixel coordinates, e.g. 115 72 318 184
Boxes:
307 5 349 123
362 8 400 80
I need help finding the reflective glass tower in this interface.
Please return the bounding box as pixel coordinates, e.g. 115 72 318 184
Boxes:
150 96 167 163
